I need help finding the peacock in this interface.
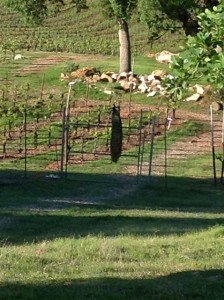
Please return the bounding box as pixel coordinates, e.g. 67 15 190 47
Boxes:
110 104 123 163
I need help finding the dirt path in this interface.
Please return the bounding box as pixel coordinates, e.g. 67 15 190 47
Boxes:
17 53 107 74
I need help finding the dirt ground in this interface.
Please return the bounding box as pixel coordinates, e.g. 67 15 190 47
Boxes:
18 53 109 74
16 53 224 174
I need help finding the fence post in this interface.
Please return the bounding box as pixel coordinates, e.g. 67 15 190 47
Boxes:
60 107 66 174
148 116 156 180
210 105 217 184
64 108 70 174
221 103 224 183
164 118 167 187
137 110 143 184
24 108 27 178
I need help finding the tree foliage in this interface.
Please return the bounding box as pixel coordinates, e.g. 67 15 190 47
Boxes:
92 0 221 42
176 3 224 90
5 0 87 24
137 0 222 41
162 3 224 113
6 0 48 24
97 0 136 19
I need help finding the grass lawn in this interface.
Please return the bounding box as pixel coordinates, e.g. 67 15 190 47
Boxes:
0 51 223 300
0 175 224 300
0 3 223 298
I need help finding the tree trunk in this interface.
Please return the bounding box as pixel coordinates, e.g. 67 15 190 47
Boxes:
118 19 131 73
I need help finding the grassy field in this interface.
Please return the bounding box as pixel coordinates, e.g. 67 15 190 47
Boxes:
0 5 224 298
0 176 224 300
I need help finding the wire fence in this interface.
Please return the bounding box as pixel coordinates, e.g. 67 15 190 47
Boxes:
0 103 223 185
137 108 224 185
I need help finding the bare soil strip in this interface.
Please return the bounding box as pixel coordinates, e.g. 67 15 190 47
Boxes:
18 53 106 74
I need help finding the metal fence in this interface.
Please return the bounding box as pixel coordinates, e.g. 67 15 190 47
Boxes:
0 102 223 185
136 107 224 185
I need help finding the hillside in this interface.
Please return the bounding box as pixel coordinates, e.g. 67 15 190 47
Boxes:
0 1 185 56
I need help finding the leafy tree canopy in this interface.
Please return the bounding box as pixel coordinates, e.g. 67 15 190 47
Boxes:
162 2 224 113
5 0 88 24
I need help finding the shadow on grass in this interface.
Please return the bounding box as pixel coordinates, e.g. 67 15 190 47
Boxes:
0 170 223 211
1 210 224 245
0 171 224 244
0 269 224 300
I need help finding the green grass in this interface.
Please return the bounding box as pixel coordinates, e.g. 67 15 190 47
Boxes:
0 30 223 299
0 3 223 298
0 177 224 299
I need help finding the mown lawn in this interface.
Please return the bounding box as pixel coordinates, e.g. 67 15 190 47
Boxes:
0 4 222 297
0 176 223 300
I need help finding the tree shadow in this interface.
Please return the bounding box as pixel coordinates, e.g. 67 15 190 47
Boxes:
0 171 224 244
1 211 224 245
116 175 224 213
0 269 223 300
